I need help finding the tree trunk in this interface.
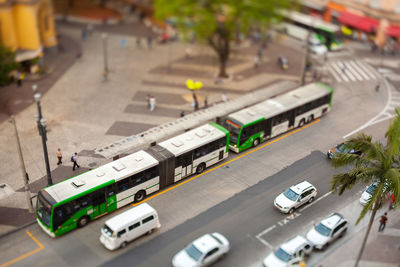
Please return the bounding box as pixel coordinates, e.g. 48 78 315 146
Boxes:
218 57 228 78
354 200 380 267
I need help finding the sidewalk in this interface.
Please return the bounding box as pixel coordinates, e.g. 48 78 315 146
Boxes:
317 207 400 267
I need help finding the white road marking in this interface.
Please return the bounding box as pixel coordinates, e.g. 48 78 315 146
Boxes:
256 225 276 249
331 62 349 82
343 78 393 139
358 60 378 79
349 60 370 80
327 65 342 82
338 61 356 81
299 191 332 212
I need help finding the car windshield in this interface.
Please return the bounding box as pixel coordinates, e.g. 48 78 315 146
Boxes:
103 225 114 238
336 143 349 153
366 184 378 194
185 244 203 261
315 222 331 236
283 188 299 202
274 248 293 262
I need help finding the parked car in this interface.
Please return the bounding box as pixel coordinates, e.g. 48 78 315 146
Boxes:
360 182 388 206
172 232 230 267
306 213 348 250
263 235 312 267
274 181 317 214
327 142 362 159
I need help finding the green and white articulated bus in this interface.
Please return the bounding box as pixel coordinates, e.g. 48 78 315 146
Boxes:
223 83 333 153
36 122 229 237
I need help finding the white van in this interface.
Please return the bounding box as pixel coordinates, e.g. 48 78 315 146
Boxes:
100 203 161 250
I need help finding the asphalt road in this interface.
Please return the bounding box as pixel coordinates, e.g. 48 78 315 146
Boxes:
101 151 360 267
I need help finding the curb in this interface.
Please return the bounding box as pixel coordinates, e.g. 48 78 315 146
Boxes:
0 220 37 240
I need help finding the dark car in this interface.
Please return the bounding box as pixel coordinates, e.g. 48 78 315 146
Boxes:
327 142 362 159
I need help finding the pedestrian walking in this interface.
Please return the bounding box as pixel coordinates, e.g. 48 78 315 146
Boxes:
136 37 141 48
254 55 260 69
341 63 346 74
192 93 199 111
56 148 62 165
71 152 80 171
221 93 228 102
17 72 24 87
378 212 388 232
81 28 87 41
146 94 151 109
375 83 381 92
147 35 153 49
180 111 185 117
204 96 208 108
257 48 263 61
149 95 156 111
185 47 192 59
87 23 93 36
121 38 126 49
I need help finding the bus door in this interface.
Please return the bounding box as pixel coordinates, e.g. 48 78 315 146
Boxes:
92 189 107 217
181 152 193 178
288 110 296 128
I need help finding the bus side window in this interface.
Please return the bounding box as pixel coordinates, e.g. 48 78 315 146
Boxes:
91 190 106 206
117 179 130 192
175 156 182 168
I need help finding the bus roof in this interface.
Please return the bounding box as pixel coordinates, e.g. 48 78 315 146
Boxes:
284 10 340 33
227 83 331 126
158 123 227 156
105 203 156 231
45 150 159 203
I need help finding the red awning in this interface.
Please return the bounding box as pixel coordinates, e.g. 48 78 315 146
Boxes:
387 25 400 37
338 11 379 33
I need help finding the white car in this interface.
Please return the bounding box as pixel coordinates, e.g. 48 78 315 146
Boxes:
309 36 328 55
360 183 378 205
306 213 348 250
274 181 317 214
172 232 230 267
263 235 312 267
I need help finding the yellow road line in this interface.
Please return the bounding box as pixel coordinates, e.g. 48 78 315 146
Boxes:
133 119 320 206
0 230 44 267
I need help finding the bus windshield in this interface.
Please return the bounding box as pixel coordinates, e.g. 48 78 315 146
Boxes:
37 193 52 227
224 120 241 144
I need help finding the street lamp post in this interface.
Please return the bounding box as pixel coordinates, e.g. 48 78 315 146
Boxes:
33 85 53 187
102 33 108 80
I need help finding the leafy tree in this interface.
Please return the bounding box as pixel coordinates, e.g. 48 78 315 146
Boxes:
154 0 291 78
330 109 400 267
0 44 19 86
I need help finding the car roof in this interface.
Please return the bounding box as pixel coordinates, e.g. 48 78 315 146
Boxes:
290 181 314 194
192 234 220 253
321 213 345 229
105 203 156 230
281 235 309 255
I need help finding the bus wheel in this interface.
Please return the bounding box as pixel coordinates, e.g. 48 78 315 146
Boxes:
307 115 314 123
299 119 306 127
77 216 90 228
253 138 260 147
196 163 206 174
134 190 146 203
120 241 128 248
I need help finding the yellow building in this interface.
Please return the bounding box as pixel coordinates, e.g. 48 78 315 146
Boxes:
0 0 57 62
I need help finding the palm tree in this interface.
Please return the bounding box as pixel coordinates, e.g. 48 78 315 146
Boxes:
329 109 400 267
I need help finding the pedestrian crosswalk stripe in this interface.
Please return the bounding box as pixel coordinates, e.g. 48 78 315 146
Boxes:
356 60 377 80
327 59 380 82
327 65 342 82
330 62 349 82
349 61 370 80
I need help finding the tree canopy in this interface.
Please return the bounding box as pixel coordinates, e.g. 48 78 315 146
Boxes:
0 44 19 86
154 0 292 77
330 109 400 267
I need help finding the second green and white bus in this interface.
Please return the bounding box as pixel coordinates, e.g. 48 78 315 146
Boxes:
223 83 333 153
36 122 229 237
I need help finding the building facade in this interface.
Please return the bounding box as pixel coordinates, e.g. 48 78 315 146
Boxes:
0 0 57 62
